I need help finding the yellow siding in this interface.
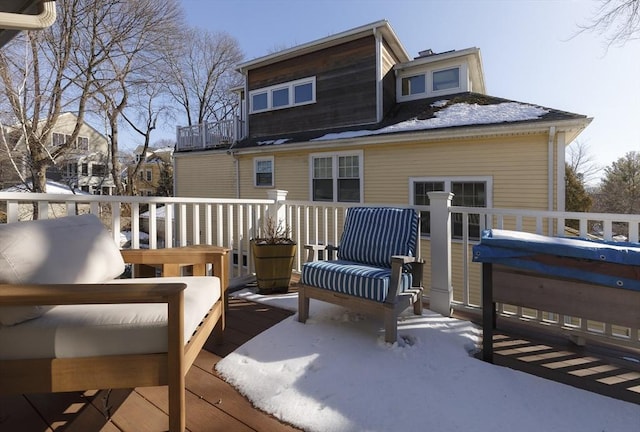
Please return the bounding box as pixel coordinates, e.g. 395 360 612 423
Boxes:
174 151 236 198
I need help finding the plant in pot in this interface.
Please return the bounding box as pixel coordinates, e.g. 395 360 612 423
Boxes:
251 216 297 294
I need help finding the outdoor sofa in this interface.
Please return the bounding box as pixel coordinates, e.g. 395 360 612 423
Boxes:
0 214 228 432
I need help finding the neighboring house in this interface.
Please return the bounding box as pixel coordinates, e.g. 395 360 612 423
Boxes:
127 145 174 196
173 20 591 294
4 112 116 195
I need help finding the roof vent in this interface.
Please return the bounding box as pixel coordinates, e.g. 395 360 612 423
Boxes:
416 49 435 58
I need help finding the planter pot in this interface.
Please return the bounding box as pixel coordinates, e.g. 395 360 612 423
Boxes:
251 240 297 294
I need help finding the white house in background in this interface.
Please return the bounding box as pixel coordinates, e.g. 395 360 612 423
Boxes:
5 112 116 195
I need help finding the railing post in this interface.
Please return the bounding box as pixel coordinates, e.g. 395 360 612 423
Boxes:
428 191 453 317
200 122 207 149
266 189 288 229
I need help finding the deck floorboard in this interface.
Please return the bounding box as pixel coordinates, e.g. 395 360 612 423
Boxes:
0 280 637 431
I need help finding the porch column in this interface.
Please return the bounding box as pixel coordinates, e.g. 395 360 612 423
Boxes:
266 189 288 227
428 191 453 317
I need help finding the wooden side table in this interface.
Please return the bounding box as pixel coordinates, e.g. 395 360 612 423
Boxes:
121 245 230 307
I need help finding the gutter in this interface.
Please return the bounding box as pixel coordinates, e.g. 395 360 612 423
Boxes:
0 0 57 31
547 126 556 213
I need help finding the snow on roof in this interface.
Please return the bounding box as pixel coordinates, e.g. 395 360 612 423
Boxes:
1 180 90 195
257 138 290 146
312 101 549 141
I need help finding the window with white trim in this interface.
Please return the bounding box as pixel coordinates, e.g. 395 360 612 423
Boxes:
432 67 460 92
254 156 274 187
401 74 426 96
250 76 316 113
310 151 362 203
410 176 491 239
145 169 153 182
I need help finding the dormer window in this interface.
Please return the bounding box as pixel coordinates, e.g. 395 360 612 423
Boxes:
397 62 467 102
401 74 426 96
250 76 316 113
433 67 460 92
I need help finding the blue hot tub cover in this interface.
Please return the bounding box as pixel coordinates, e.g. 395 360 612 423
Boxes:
472 229 640 291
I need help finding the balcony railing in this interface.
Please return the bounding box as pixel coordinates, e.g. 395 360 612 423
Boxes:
2 190 639 353
176 118 245 152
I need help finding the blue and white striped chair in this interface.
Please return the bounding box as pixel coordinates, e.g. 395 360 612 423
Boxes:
298 207 424 343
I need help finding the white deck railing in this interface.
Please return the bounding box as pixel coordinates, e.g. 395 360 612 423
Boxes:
176 118 245 151
2 190 639 351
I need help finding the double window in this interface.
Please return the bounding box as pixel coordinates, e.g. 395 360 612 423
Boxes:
250 76 316 113
411 177 491 239
398 66 462 101
311 151 362 203
51 133 89 149
254 157 274 187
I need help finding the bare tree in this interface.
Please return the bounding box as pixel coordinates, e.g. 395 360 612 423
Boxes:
579 0 640 47
87 0 182 195
0 0 183 195
566 140 601 185
162 28 244 126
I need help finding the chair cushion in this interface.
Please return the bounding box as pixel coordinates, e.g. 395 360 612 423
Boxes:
0 214 126 325
0 276 221 360
301 260 413 303
337 207 418 268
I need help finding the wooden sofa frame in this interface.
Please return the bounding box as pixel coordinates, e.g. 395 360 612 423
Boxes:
0 246 229 432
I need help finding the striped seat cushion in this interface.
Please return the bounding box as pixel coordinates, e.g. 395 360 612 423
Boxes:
301 259 413 303
338 207 418 268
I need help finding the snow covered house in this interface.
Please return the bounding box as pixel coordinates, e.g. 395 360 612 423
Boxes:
4 112 116 195
174 18 591 261
175 20 590 214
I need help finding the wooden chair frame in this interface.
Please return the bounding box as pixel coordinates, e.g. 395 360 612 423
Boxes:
0 246 229 432
298 244 424 343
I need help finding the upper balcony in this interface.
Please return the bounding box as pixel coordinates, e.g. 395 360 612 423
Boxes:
175 118 245 152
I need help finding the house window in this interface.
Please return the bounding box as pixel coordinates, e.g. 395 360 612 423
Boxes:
81 163 88 176
272 87 289 108
294 82 313 103
92 163 107 177
433 67 460 92
311 151 362 203
52 133 70 147
66 163 78 177
146 169 153 182
77 136 89 150
252 92 268 112
254 157 274 187
411 177 491 240
401 74 426 96
250 76 316 113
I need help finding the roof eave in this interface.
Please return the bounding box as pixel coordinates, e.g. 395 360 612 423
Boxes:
236 20 410 74
230 117 593 155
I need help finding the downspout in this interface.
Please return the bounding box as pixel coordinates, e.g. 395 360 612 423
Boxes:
547 126 556 234
373 27 383 123
229 150 240 198
0 0 57 30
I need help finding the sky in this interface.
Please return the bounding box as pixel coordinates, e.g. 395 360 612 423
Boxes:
170 0 640 181
217 289 640 432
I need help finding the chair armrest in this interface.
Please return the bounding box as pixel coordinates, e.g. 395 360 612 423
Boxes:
303 244 338 262
386 256 424 305
0 282 186 306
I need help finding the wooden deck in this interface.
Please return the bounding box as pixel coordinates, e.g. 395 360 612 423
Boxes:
1 281 638 431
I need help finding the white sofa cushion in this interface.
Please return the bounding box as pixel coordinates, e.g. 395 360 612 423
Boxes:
0 276 221 360
0 214 125 325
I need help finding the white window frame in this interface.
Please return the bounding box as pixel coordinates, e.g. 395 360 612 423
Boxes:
431 66 461 94
400 73 427 98
249 76 316 113
146 169 153 182
409 176 492 239
254 156 274 187
397 62 467 102
309 150 363 203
